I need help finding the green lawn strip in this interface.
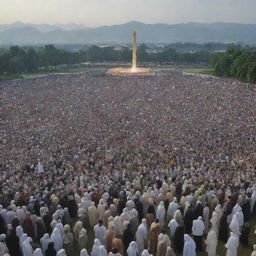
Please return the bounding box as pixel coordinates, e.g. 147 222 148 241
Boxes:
183 68 214 75
0 68 87 82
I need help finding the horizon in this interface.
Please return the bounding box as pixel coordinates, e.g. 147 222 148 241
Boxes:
1 20 256 29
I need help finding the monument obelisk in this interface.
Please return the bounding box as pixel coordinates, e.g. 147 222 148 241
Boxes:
132 31 137 71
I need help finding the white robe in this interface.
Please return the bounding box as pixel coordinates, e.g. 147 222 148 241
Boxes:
127 241 139 256
94 225 106 246
135 219 148 253
229 216 240 238
19 234 28 251
167 201 179 218
22 237 33 256
225 232 239 256
141 250 153 256
203 206 210 233
40 233 52 254
192 217 205 236
56 249 66 256
183 234 196 256
91 239 101 256
99 245 107 256
156 202 166 227
205 229 217 256
16 226 24 239
51 227 63 252
98 200 105 221
210 212 219 236
168 219 178 238
36 162 44 174
113 216 123 236
33 248 44 256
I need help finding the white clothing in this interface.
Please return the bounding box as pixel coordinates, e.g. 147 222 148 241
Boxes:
141 250 153 256
156 201 166 227
37 162 44 174
56 249 66 256
229 216 240 238
127 241 139 256
135 219 147 253
22 237 33 256
94 224 106 246
168 219 178 238
167 201 179 218
40 233 52 254
80 249 89 256
51 227 63 252
183 234 196 256
16 226 24 239
91 239 101 256
205 229 217 256
192 217 205 236
33 248 44 256
99 245 107 256
225 232 239 256
19 234 28 251
203 206 210 233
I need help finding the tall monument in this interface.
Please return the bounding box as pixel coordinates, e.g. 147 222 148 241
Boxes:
132 31 137 71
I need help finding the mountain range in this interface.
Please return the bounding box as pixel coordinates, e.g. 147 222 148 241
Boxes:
0 21 256 45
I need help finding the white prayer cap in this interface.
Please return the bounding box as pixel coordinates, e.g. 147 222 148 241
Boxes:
0 234 6 240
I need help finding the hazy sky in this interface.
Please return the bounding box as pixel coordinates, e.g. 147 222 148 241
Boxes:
0 0 256 26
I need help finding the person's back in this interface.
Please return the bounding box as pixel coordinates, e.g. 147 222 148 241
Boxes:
45 242 57 256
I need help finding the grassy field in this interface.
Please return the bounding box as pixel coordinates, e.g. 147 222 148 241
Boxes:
182 67 214 75
0 67 87 81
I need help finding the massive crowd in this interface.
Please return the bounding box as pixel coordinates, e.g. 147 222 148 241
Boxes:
0 69 255 256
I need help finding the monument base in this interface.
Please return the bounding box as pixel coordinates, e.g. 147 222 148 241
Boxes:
107 67 152 75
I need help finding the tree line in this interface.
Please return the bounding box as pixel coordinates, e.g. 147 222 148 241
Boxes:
211 45 256 83
0 44 211 75
0 44 255 83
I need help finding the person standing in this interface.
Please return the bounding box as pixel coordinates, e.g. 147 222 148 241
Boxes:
148 219 161 255
183 234 196 256
205 228 217 256
192 216 205 251
94 220 106 247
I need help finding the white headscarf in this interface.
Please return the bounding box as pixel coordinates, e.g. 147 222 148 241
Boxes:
80 249 89 256
51 227 63 252
141 250 152 256
99 245 108 256
40 233 52 254
33 248 44 256
91 239 101 256
127 241 139 256
22 237 33 256
183 234 196 256
0 234 6 241
56 249 66 256
16 226 24 239
19 234 28 250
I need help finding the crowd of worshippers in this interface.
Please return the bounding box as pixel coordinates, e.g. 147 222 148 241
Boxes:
0 161 256 256
0 71 255 256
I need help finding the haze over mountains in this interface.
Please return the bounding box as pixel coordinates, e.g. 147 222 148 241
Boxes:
0 21 256 45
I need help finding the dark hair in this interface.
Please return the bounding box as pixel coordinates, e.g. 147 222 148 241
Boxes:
112 248 119 253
